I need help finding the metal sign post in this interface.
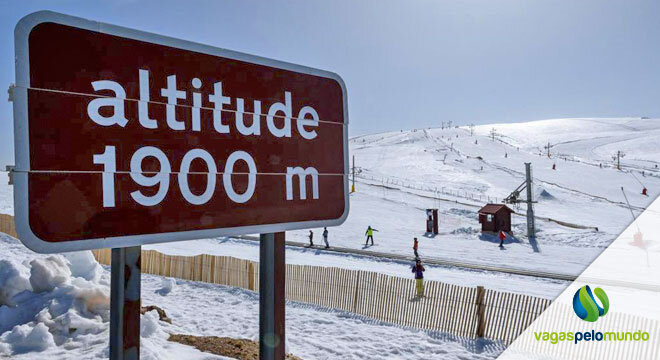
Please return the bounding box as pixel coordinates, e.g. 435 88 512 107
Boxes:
259 232 286 360
110 246 141 360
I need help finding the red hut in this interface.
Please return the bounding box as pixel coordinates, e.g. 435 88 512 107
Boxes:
478 204 514 234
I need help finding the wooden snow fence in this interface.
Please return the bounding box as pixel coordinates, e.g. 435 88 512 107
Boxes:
90 248 551 344
0 212 552 345
0 214 17 238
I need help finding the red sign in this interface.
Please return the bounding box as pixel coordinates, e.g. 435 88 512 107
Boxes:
13 11 348 253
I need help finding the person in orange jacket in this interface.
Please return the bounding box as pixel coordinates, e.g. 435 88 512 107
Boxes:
413 237 419 258
498 230 506 248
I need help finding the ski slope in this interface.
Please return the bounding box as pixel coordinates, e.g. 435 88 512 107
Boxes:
145 118 658 300
1 118 659 301
477 117 660 171
1 117 658 358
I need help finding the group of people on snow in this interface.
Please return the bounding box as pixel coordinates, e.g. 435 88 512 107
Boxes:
307 225 428 297
305 225 515 298
308 227 330 248
307 225 383 248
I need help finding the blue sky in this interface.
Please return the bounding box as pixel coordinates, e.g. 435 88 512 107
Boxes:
1 0 660 167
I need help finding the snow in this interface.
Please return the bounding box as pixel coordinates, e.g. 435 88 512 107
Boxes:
0 323 56 355
0 234 226 359
0 260 31 307
145 273 504 360
147 236 568 299
28 256 72 293
156 277 176 296
0 172 12 216
62 251 102 282
0 246 112 357
475 117 660 168
3 117 658 299
1 117 659 358
0 233 502 359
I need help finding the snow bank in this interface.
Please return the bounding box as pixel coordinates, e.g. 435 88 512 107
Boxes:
63 251 102 282
140 310 170 359
0 323 55 355
29 256 71 293
156 278 176 296
0 259 31 307
0 247 191 358
0 252 109 356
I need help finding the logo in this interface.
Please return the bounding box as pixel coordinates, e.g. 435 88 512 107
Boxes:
572 285 609 322
535 286 650 345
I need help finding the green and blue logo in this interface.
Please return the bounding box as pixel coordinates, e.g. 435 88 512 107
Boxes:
572 285 609 322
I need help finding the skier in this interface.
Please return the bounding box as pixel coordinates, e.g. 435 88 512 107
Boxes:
308 230 314 247
411 259 426 297
365 226 378 246
413 237 419 258
552 163 556 170
323 227 329 248
498 230 506 248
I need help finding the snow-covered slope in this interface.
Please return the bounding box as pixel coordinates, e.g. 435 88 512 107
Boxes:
146 117 659 300
0 233 503 359
1 117 657 358
2 118 658 300
350 117 659 235
476 117 660 169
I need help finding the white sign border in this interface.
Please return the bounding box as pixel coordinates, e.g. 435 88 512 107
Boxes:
13 10 349 253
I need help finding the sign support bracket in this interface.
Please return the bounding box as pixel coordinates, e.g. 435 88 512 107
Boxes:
110 246 142 360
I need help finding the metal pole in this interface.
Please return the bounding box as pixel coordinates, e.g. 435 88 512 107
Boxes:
260 232 286 360
525 163 535 240
110 246 141 360
351 155 355 193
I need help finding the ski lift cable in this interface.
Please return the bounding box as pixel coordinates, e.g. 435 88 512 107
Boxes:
620 186 642 233
629 171 646 188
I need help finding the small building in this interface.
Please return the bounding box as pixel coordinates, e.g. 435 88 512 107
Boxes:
478 204 514 233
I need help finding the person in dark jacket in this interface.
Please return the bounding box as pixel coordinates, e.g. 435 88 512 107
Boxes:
411 259 426 297
413 237 419 258
308 230 314 247
365 226 378 246
323 227 329 248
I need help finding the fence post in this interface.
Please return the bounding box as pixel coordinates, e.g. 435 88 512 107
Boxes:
352 271 361 313
476 286 486 338
248 261 255 291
